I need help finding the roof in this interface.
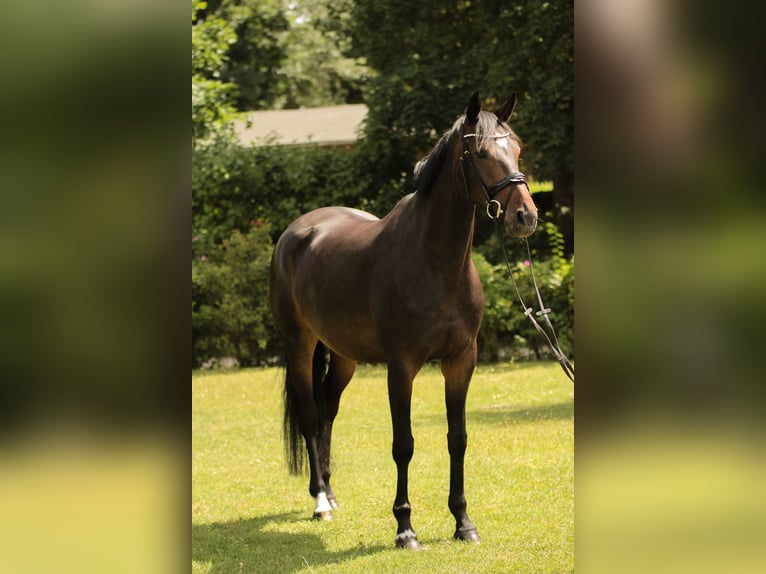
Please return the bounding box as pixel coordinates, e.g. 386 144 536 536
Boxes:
234 104 368 147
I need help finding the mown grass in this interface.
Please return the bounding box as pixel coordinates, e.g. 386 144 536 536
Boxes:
192 362 573 573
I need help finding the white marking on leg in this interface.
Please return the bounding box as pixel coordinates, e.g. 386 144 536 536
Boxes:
314 492 332 514
395 528 417 541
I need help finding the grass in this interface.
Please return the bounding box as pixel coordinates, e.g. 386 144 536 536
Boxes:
192 362 573 573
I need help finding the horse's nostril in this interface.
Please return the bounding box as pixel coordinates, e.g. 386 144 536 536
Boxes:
516 209 525 225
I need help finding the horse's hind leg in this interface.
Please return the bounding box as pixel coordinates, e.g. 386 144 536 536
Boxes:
283 338 334 519
317 351 356 509
442 344 481 543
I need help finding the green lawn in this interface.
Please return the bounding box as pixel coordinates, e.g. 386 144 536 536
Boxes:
192 362 573 573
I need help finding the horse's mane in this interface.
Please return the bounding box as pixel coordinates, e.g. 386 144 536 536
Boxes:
413 110 521 195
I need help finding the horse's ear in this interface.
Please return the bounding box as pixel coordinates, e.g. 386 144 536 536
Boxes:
495 93 517 123
466 91 481 124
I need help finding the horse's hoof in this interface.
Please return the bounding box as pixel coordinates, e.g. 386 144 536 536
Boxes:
395 530 421 550
313 492 333 520
454 529 481 543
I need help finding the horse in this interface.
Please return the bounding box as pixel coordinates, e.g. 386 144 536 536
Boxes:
269 92 538 549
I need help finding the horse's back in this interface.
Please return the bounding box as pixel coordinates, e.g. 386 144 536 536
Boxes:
287 206 378 237
275 206 373 257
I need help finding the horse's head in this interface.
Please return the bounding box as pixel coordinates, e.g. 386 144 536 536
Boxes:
461 92 538 237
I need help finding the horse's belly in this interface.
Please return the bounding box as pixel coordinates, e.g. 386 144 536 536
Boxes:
324 332 386 363
295 267 385 362
302 304 384 362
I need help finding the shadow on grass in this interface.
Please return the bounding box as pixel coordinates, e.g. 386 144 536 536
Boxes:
469 401 573 425
415 401 572 432
192 512 388 573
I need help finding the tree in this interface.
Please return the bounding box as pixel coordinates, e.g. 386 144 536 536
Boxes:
192 0 237 146
483 1 573 211
329 0 573 212
196 1 367 111
197 0 290 111
275 2 367 109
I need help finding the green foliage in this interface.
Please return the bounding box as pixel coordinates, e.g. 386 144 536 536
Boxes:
474 246 574 362
192 0 238 146
222 0 290 110
196 0 367 111
328 0 573 212
482 1 574 183
192 223 276 367
544 219 573 283
192 140 368 246
275 2 368 109
196 0 289 111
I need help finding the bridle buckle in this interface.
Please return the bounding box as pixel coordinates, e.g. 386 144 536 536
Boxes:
486 199 503 220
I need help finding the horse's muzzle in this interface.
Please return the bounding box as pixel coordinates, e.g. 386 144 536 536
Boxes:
506 208 538 237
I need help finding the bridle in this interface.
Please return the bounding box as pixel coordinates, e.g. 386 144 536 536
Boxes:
459 125 528 220
459 123 575 383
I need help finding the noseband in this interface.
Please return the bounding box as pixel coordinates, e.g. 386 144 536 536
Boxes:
460 127 528 220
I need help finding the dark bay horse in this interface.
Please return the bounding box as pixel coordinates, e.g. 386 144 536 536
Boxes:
269 92 537 549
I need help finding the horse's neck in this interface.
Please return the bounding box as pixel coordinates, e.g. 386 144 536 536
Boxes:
412 163 476 270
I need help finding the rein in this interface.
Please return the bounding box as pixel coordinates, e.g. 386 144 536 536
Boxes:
460 127 575 383
495 226 575 383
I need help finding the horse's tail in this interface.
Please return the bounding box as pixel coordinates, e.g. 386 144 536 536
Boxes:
283 340 328 475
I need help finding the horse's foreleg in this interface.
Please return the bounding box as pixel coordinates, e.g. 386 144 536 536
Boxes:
317 352 356 509
387 361 421 550
443 345 481 543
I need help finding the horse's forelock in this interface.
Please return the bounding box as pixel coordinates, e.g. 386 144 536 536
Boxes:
474 110 522 151
473 112 497 152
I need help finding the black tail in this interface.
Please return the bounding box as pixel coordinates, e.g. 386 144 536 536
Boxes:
283 341 328 475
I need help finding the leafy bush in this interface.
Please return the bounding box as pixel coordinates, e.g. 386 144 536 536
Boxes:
192 140 371 247
192 223 277 368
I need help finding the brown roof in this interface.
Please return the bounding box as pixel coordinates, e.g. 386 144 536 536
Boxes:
234 104 367 147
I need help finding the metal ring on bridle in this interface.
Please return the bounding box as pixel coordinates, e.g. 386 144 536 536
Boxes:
486 199 503 220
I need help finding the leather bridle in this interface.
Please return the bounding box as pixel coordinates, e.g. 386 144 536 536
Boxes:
459 125 528 220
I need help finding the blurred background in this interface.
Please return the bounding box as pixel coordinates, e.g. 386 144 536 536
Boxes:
577 0 766 571
0 2 187 574
0 0 764 572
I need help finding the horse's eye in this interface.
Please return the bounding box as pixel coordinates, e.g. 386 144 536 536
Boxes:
476 149 487 159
